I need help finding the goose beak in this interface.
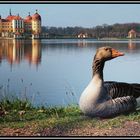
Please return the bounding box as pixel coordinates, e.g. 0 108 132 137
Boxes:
111 48 124 58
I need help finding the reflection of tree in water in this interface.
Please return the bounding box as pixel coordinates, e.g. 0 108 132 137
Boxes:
0 39 42 67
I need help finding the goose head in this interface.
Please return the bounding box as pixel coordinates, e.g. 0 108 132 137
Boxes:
94 47 124 61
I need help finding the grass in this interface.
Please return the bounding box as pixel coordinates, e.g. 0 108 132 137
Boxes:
0 97 140 136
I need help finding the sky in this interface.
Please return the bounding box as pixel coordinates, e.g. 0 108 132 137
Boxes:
0 4 140 27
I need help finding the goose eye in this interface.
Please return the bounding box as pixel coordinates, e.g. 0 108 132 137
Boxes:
105 48 108 51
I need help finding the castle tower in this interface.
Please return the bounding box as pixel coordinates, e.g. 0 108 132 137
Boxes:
31 9 41 39
12 13 24 38
24 12 32 34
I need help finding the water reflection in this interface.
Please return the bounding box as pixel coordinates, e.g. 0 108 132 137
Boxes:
77 39 88 47
0 39 140 107
25 40 42 66
128 40 136 50
0 39 41 67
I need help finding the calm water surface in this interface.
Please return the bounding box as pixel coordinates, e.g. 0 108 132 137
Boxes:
0 39 140 107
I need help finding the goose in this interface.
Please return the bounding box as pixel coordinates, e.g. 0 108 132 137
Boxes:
79 46 140 118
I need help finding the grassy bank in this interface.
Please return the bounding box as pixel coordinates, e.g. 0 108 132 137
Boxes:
0 98 140 136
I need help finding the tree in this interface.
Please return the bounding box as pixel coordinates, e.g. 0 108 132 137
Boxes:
41 22 140 38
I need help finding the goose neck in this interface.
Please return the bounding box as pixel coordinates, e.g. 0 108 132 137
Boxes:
92 58 105 80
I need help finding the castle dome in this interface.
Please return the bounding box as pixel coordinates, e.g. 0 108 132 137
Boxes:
25 12 32 21
32 10 41 21
14 14 22 20
25 15 32 20
6 15 16 21
6 14 22 21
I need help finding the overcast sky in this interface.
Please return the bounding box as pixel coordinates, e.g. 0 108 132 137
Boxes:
0 4 140 27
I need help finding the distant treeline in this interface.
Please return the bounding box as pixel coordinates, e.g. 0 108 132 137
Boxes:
42 23 140 38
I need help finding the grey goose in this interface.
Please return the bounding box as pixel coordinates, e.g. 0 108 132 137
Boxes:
79 47 140 118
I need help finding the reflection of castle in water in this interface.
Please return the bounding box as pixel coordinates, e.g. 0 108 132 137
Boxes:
0 39 41 66
128 41 136 50
77 39 88 47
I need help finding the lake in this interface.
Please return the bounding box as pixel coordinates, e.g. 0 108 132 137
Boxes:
0 39 140 107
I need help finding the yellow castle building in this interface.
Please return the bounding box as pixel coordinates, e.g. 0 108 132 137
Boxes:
0 9 41 39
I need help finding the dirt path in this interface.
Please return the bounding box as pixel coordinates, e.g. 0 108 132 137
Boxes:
41 121 140 136
0 121 140 136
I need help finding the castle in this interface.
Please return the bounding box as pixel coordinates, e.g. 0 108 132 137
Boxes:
0 9 41 39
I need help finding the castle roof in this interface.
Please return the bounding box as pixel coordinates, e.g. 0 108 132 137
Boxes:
128 29 136 34
1 10 41 22
24 12 32 22
32 10 41 21
6 15 22 21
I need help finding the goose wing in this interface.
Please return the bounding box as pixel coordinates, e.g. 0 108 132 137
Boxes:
94 96 137 118
104 81 140 98
95 82 139 118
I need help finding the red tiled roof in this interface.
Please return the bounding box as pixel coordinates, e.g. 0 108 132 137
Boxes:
24 19 32 23
6 15 16 21
14 15 22 20
25 15 32 21
32 13 41 21
1 11 41 22
6 15 22 21
129 29 136 33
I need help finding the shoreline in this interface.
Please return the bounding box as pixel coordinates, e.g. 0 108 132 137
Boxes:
0 104 139 136
1 37 140 41
0 96 139 136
